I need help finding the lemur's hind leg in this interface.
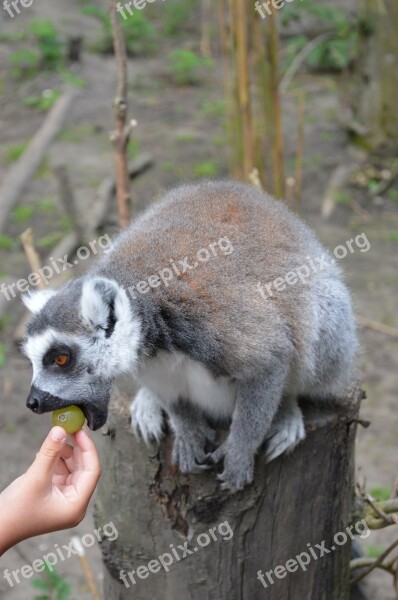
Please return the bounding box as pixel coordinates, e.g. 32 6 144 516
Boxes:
168 401 216 474
130 387 165 446
264 394 305 462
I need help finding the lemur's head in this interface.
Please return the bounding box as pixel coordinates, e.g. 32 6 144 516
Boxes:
22 277 141 430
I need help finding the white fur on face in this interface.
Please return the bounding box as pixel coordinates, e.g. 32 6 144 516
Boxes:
22 290 57 314
23 283 142 388
23 328 59 381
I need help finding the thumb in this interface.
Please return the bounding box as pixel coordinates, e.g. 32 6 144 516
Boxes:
27 427 67 484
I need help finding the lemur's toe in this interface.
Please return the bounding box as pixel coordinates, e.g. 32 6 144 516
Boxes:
217 469 252 492
206 443 227 465
172 434 213 474
265 417 306 462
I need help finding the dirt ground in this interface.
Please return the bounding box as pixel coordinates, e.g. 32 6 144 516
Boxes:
0 1 397 599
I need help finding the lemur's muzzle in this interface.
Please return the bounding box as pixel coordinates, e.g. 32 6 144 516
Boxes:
26 385 108 431
26 386 69 414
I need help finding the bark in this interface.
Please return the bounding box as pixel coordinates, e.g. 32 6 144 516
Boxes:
95 383 363 600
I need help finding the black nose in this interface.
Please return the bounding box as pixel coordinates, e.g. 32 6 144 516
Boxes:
27 396 40 412
26 387 42 413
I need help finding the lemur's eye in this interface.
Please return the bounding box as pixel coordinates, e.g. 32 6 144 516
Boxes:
54 354 69 367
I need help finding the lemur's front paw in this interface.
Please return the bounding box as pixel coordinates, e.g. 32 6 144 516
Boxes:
172 436 209 474
172 423 215 474
130 388 165 447
264 407 305 462
211 442 255 492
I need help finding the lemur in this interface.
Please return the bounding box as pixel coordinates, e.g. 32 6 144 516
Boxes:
22 181 358 491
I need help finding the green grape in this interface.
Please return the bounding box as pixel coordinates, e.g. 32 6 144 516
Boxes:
51 405 85 434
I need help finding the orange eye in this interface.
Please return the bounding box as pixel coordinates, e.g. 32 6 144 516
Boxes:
55 354 69 367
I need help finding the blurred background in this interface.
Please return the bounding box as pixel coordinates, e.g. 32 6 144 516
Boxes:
0 0 397 598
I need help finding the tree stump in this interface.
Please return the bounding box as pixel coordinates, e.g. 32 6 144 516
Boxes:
95 383 363 600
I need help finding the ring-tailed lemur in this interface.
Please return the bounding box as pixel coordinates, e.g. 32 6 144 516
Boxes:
22 181 358 491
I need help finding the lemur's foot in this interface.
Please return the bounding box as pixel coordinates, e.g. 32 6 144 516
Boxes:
210 440 255 492
130 388 165 447
172 421 216 474
264 403 305 462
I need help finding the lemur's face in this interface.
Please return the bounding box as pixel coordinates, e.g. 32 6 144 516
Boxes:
22 277 141 430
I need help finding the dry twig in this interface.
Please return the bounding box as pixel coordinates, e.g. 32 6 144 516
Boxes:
357 483 398 527
280 32 334 92
20 229 45 289
265 7 285 197
71 537 102 600
350 538 398 587
356 314 398 338
249 168 263 189
109 0 133 228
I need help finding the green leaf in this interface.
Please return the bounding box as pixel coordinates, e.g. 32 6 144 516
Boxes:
24 90 61 112
36 232 64 248
169 50 211 86
58 70 86 88
193 161 218 177
162 0 192 36
81 5 111 30
0 344 6 368
127 139 140 160
370 486 391 502
31 579 50 591
11 205 35 223
364 544 385 558
37 197 55 213
0 234 15 250
4 142 29 164
56 581 71 600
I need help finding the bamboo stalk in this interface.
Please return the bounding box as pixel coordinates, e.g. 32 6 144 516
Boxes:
229 0 243 179
218 0 235 174
285 176 296 207
252 7 268 188
234 0 254 180
218 0 286 196
294 91 305 212
200 0 212 58
265 8 285 198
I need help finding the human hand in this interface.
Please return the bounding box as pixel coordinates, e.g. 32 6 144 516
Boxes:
0 426 101 555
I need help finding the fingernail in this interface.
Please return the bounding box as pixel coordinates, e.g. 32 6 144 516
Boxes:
51 427 66 442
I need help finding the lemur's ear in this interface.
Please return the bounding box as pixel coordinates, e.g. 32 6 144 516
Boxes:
81 277 120 336
22 289 56 314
